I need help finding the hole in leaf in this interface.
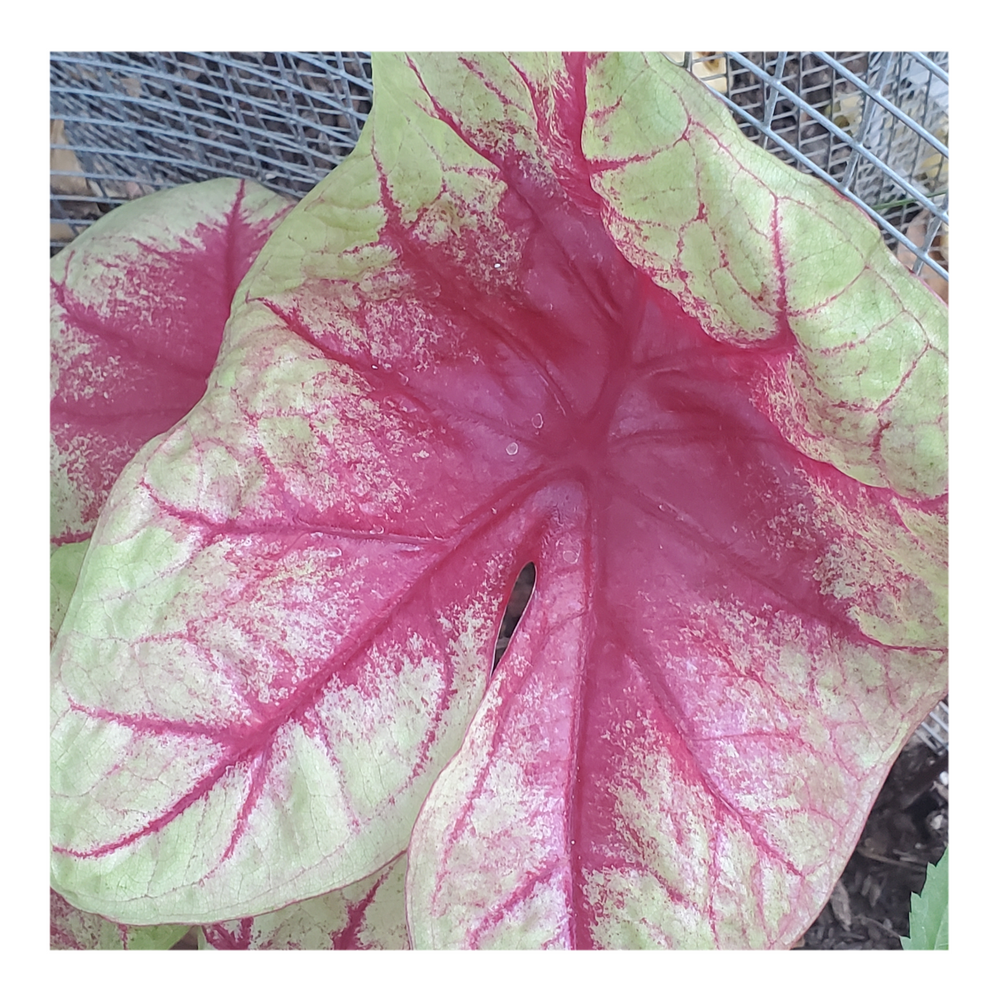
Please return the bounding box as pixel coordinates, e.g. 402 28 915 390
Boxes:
492 562 536 672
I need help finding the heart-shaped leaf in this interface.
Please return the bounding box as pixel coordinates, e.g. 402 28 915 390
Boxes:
50 178 294 548
51 53 946 947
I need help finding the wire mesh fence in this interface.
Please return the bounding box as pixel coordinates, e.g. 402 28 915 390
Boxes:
666 52 949 294
50 52 374 250
913 698 949 757
49 52 948 754
51 52 949 287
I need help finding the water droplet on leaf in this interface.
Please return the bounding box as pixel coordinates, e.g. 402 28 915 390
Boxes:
531 413 544 429
506 442 519 456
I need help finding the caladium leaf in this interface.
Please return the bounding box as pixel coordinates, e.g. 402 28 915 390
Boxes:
50 180 291 663
199 854 408 949
50 178 294 548
50 52 946 948
50 889 188 950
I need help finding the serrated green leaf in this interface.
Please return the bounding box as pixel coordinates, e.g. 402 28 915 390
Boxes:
902 847 948 950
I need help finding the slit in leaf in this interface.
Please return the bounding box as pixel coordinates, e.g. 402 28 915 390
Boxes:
492 562 536 672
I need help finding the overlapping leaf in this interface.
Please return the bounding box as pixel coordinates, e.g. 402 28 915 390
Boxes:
50 180 292 634
901 847 948 950
51 54 946 947
199 854 408 949
49 179 294 944
50 889 188 950
50 178 294 547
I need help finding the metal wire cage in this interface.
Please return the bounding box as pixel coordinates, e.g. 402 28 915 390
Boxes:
671 52 948 293
50 52 948 289
49 52 949 754
50 52 374 250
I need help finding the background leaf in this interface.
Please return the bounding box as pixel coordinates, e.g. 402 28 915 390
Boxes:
50 178 293 548
50 889 187 950
901 847 948 950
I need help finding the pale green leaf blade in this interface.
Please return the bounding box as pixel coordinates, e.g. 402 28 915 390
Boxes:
902 847 948 950
50 889 188 950
50 540 89 647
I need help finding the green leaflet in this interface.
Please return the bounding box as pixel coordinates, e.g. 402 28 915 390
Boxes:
902 847 948 950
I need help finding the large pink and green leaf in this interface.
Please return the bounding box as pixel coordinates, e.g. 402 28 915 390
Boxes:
49 178 294 946
50 53 946 948
50 177 293 548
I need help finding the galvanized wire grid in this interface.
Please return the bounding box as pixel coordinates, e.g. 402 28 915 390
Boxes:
50 52 374 249
914 699 948 757
49 52 949 754
674 51 948 290
51 51 949 285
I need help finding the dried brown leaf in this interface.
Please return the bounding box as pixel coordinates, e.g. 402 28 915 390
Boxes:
830 879 853 931
897 210 948 303
50 120 89 197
